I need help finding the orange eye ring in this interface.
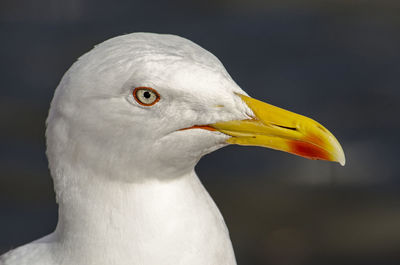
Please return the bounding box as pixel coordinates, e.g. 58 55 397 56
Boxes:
133 87 161 106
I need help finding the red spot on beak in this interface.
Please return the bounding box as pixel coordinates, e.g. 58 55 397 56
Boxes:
289 141 331 161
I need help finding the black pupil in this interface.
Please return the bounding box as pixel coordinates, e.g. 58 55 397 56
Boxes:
143 91 151 99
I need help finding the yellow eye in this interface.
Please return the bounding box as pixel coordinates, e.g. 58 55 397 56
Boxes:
133 87 160 106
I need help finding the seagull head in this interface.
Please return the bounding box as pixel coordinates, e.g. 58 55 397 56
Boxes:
46 33 345 186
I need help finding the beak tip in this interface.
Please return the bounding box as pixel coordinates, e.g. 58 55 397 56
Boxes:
335 146 346 166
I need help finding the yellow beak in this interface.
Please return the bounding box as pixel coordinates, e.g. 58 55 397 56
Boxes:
211 94 345 166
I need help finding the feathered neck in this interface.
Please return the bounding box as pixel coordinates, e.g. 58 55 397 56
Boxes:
52 169 236 265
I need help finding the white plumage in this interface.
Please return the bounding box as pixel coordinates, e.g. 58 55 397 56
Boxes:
1 32 345 265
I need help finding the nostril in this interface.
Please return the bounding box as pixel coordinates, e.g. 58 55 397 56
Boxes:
272 124 298 131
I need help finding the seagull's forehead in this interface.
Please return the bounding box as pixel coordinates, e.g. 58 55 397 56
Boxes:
167 63 239 96
87 33 223 75
122 50 244 103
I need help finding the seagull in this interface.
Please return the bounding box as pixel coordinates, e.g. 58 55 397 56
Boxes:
1 32 345 265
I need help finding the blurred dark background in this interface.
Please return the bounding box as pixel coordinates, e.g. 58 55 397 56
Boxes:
1 0 400 264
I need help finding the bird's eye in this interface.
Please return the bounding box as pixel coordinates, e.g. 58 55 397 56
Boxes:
133 87 160 106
